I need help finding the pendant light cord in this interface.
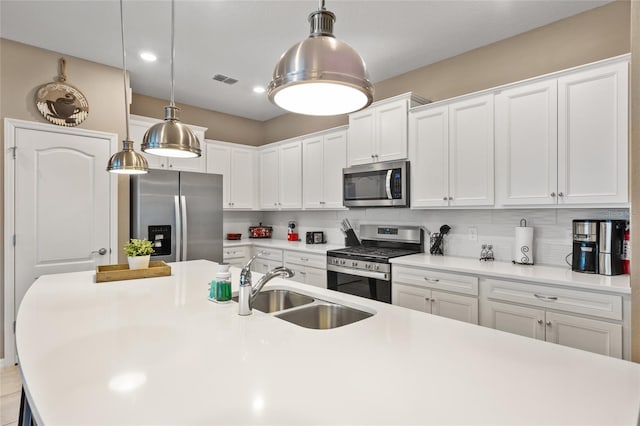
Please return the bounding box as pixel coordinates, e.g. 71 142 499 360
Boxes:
170 0 176 107
119 0 130 142
319 0 325 10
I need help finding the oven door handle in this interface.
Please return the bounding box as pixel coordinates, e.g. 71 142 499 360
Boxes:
327 264 390 281
385 169 393 200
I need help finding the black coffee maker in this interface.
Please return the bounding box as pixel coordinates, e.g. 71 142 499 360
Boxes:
572 220 599 274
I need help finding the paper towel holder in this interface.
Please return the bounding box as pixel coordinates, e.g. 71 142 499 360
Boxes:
513 218 534 265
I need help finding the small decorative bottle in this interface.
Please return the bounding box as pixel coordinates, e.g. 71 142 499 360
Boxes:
486 245 495 261
210 264 232 303
480 244 488 261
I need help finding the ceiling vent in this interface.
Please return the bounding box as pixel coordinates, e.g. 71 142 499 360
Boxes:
212 74 238 85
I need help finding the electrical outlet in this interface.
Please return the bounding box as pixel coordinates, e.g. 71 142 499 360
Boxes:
468 227 478 241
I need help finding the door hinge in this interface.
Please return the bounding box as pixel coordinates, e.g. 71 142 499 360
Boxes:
12 234 16 246
13 321 16 333
9 146 16 159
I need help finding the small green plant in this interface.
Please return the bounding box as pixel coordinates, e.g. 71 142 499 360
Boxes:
123 238 154 257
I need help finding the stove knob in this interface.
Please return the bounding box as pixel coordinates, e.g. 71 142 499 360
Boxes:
340 260 346 266
375 265 380 271
365 264 371 269
352 261 357 267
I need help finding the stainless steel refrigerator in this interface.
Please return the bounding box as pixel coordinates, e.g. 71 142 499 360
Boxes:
130 170 223 263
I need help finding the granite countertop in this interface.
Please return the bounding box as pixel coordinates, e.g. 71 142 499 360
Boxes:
15 260 640 425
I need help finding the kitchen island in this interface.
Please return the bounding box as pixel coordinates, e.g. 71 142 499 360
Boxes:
16 260 640 424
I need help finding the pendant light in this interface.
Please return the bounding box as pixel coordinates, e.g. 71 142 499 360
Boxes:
107 0 149 174
141 0 201 158
268 0 373 116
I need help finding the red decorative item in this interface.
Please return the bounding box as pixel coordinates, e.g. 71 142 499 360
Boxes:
622 225 631 274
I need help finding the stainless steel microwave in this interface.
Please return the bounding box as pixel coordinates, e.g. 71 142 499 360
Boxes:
343 160 409 207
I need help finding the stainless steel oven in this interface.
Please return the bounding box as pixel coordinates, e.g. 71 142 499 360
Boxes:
343 160 409 208
327 225 424 304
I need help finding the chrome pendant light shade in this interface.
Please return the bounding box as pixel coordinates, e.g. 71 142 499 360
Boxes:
107 0 148 174
107 140 149 174
141 0 201 158
268 1 373 116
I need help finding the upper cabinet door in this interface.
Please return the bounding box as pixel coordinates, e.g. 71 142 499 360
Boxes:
229 148 256 210
376 99 408 163
259 146 279 209
495 80 558 206
348 109 375 166
409 105 449 207
278 140 303 209
448 94 494 206
205 142 231 207
168 127 206 172
302 135 324 209
322 130 347 209
557 61 628 205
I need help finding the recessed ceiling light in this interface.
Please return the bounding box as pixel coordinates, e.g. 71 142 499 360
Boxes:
139 51 157 62
253 86 266 94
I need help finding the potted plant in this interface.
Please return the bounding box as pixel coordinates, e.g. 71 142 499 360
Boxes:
123 238 154 270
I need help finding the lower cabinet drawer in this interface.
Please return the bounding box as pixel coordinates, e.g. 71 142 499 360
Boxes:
251 259 283 274
484 278 622 321
284 263 327 288
253 247 283 262
284 250 326 269
393 265 478 296
223 246 248 260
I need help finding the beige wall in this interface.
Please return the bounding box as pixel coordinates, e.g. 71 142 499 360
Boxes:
0 38 130 358
263 0 630 143
630 1 640 362
131 94 264 146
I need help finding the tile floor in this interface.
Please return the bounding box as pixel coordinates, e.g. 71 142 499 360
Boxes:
1 365 21 426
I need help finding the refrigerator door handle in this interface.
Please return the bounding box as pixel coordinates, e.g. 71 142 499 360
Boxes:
181 195 188 261
174 195 182 261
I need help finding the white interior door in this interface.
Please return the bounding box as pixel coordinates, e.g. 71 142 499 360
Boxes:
4 118 117 365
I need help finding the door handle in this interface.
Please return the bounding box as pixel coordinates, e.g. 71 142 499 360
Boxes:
174 195 181 262
181 195 188 261
91 248 107 255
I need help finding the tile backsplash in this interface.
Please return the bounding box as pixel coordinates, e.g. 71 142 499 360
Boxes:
222 208 630 267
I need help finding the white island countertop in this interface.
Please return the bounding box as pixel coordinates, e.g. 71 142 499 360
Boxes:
16 260 640 425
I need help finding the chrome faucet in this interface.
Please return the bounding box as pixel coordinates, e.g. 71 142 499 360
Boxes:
238 255 294 316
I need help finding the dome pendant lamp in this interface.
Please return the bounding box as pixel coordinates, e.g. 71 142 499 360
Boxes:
268 0 373 116
107 0 148 175
141 0 201 158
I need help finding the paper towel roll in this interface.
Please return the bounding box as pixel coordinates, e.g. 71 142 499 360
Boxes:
513 226 534 265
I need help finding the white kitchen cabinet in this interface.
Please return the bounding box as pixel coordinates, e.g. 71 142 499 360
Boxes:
557 60 628 205
393 282 478 324
495 79 558 206
348 93 427 166
495 58 628 207
302 128 347 209
482 300 622 358
392 265 479 324
223 245 250 268
284 250 327 288
205 140 256 210
129 114 207 172
250 247 283 273
259 140 302 210
409 93 494 208
480 278 624 358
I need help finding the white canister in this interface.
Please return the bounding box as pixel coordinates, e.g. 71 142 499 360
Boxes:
513 219 534 265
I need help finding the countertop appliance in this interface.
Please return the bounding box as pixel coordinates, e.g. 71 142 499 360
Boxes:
249 223 272 238
343 160 409 208
327 225 424 303
572 219 599 274
131 170 223 263
599 219 626 276
306 231 325 244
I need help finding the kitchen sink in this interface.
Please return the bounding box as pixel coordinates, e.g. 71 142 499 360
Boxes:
275 303 373 329
232 289 314 313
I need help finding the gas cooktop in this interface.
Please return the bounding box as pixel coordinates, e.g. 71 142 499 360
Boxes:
327 246 421 261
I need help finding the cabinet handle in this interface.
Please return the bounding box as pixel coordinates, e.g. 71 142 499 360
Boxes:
431 299 436 303
546 321 552 327
300 271 307 275
274 203 277 206
558 192 564 197
301 258 309 262
537 319 543 325
169 164 173 168
424 277 439 283
448 197 453 200
371 154 375 159
550 192 556 197
443 197 448 201
161 163 165 168
425 297 430 301
534 293 558 301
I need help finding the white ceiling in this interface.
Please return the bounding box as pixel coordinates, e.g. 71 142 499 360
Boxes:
0 0 612 121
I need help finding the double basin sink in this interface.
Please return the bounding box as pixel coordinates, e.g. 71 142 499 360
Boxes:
233 289 373 329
